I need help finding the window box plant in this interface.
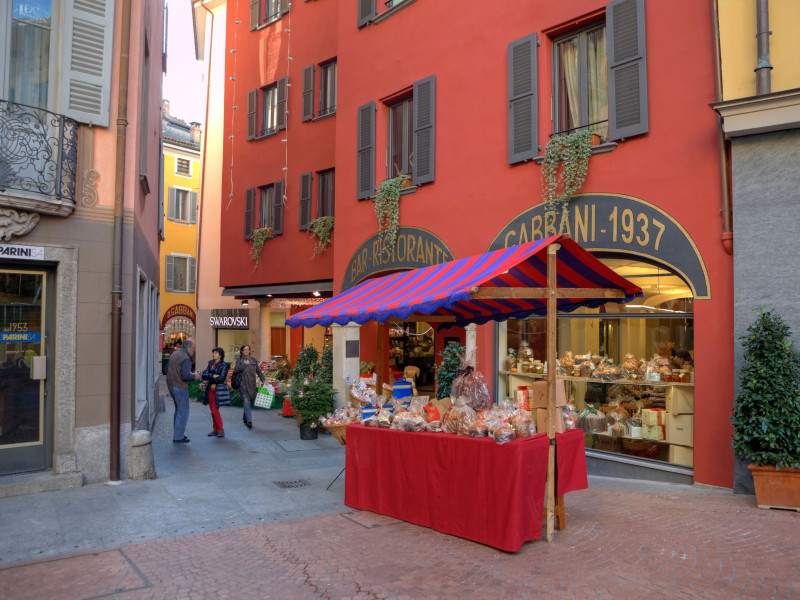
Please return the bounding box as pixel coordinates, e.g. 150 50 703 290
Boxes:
541 129 593 233
374 174 410 251
732 308 800 509
308 216 334 256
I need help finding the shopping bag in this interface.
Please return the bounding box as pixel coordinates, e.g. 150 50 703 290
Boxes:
254 386 274 409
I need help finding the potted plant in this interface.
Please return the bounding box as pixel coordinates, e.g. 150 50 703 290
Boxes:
308 216 334 257
294 378 335 439
374 174 410 251
541 129 593 234
435 342 464 400
732 308 800 509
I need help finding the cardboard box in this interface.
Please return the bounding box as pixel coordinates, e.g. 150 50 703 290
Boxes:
666 387 694 414
535 407 565 434
642 424 665 441
525 380 567 409
666 414 693 447
668 445 694 467
642 408 667 426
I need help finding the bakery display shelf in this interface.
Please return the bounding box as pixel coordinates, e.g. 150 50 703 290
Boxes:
499 371 693 387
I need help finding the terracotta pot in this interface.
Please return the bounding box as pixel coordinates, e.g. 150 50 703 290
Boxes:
590 132 602 146
748 464 800 510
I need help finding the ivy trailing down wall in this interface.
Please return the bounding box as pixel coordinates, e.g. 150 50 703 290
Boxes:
374 174 410 251
250 226 273 267
541 130 593 232
308 216 334 257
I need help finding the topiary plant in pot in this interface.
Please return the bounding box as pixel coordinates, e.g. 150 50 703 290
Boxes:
732 308 800 509
435 342 465 400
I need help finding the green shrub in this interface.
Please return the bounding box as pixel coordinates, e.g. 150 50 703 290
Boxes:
436 342 464 400
732 308 800 469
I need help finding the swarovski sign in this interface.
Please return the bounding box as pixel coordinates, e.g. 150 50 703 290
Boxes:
209 308 248 328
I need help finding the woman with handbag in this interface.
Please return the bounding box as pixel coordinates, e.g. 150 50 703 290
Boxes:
232 344 266 429
202 347 230 438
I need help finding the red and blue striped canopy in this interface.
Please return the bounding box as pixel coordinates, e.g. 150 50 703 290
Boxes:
287 235 642 329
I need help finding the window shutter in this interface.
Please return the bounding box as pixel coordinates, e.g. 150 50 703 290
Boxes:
412 75 436 186
299 172 313 230
244 188 255 240
190 192 198 224
158 147 165 240
167 187 176 220
507 33 538 164
276 77 288 130
357 0 375 28
281 0 290 15
302 65 315 122
272 180 285 235
60 0 116 126
189 258 196 293
607 0 649 141
165 255 174 292
356 101 375 200
247 89 257 140
250 0 260 30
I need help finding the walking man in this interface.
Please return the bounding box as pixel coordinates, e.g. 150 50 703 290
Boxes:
166 337 200 443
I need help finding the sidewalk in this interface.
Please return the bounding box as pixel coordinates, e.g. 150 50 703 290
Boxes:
2 396 799 598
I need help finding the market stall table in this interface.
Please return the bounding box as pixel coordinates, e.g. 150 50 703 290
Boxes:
344 426 587 552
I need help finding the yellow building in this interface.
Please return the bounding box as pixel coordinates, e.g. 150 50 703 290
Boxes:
160 101 201 350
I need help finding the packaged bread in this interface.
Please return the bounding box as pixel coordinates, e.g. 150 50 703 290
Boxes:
426 420 443 432
493 422 516 445
376 408 393 428
468 419 489 438
390 410 413 430
510 409 534 438
560 351 575 368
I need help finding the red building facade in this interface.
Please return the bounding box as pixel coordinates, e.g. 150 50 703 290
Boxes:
221 0 733 488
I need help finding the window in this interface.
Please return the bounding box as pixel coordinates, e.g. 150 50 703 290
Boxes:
388 97 413 178
167 187 197 223
553 24 608 139
250 0 288 30
244 181 284 238
318 169 334 218
259 185 275 229
319 60 337 117
248 78 287 139
165 255 196 293
7 0 52 109
175 158 191 177
261 84 278 136
264 0 281 22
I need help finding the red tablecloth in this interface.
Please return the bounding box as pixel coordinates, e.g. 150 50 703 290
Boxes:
346 426 589 552
556 428 589 496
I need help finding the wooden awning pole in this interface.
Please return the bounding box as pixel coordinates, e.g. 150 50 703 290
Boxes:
376 322 387 393
545 242 560 542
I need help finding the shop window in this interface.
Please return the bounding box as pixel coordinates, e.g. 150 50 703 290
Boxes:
247 78 287 140
167 187 197 224
249 0 289 30
503 257 694 468
165 255 196 293
175 157 191 177
318 169 334 218
319 59 337 117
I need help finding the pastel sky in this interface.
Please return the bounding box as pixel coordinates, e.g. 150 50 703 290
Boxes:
162 0 208 125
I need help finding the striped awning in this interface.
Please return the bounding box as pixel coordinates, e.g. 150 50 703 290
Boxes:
286 235 642 329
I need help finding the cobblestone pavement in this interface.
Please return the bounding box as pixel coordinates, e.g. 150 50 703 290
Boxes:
2 485 798 599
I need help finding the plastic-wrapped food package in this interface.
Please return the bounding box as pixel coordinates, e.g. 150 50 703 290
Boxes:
493 422 516 445
407 395 429 415
426 420 443 432
510 409 534 438
390 410 413 430
376 408 393 428
468 419 489 437
405 415 428 431
450 348 492 412
563 407 578 430
363 415 378 427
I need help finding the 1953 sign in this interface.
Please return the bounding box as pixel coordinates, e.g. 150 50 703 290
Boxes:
489 194 710 298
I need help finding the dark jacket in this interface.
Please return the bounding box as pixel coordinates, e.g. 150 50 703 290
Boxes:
202 359 229 405
233 355 266 399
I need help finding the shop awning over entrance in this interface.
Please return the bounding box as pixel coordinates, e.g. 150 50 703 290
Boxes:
286 235 642 329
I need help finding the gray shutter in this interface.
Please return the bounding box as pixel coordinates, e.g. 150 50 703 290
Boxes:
302 65 315 122
272 180 285 235
189 258 196 293
190 192 198 223
281 0 290 15
357 0 375 28
277 77 288 130
412 75 436 186
299 172 313 231
507 33 538 164
356 101 375 200
244 188 255 240
607 0 649 141
247 89 257 140
60 0 116 126
250 0 260 30
158 144 165 240
167 187 176 220
165 255 174 291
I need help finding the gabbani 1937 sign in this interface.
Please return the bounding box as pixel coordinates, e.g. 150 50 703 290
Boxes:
489 194 710 298
342 227 454 291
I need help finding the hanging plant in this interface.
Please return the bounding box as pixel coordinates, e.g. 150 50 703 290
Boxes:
308 216 334 257
373 174 410 251
541 130 593 233
250 226 273 267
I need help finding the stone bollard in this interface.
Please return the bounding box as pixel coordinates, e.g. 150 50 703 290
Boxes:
129 430 157 480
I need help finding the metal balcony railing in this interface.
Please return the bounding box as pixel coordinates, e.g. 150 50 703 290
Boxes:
0 99 78 203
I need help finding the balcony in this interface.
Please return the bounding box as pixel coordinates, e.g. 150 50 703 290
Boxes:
0 99 79 217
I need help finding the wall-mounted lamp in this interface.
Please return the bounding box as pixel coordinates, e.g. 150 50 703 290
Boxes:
267 294 273 297
241 299 249 307
312 290 320 297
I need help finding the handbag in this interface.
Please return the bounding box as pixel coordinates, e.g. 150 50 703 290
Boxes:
254 386 274 409
215 383 232 407
231 371 243 390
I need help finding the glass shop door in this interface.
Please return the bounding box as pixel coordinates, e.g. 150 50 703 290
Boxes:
0 269 50 475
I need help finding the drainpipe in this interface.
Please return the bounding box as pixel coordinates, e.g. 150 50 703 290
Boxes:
755 0 772 95
110 0 132 482
711 0 733 255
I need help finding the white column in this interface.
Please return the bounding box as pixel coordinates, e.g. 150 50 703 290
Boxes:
465 323 477 363
333 322 361 409
259 303 271 359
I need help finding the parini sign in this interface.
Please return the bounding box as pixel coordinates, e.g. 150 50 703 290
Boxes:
489 194 710 299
